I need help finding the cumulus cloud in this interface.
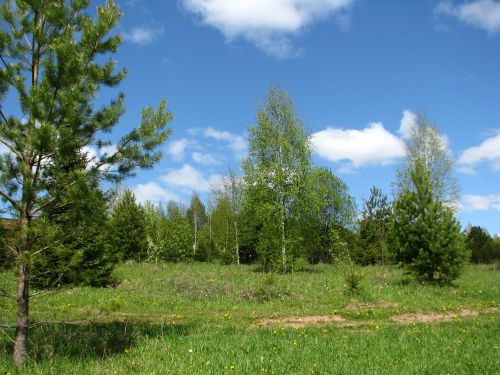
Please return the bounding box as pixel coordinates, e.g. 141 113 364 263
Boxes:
461 194 500 211
203 127 247 156
398 110 417 140
167 138 192 161
182 0 354 57
458 132 500 172
160 164 219 192
192 151 220 165
311 122 406 170
124 25 164 45
133 182 179 204
436 0 500 33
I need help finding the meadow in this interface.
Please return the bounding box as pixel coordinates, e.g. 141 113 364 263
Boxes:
1 262 499 374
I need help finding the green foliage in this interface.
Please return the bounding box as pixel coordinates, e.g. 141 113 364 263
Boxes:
0 0 173 279
291 257 310 272
344 267 364 294
108 190 147 262
187 193 207 256
31 181 115 288
391 162 468 284
242 85 312 272
143 203 167 263
355 186 392 265
164 201 191 262
299 167 356 264
466 226 499 264
236 207 259 264
395 113 459 204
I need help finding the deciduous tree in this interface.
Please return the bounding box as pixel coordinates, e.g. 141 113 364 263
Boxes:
242 86 311 271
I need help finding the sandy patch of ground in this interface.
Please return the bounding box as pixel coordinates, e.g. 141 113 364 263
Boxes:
390 309 479 324
255 315 349 329
345 299 400 311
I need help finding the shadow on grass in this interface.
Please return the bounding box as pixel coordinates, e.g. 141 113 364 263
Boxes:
0 320 194 361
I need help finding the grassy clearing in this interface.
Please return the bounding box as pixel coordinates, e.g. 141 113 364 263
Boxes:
0 263 499 374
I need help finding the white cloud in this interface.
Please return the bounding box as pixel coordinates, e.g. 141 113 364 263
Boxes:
436 0 500 33
0 141 10 155
192 151 220 165
124 25 164 45
167 138 191 161
203 127 247 156
182 0 354 57
458 132 500 172
311 122 406 170
461 194 500 211
100 144 118 157
398 110 417 140
81 145 99 169
160 164 219 192
133 182 179 204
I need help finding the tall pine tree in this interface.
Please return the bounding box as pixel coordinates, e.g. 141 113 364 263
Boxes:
0 1 172 364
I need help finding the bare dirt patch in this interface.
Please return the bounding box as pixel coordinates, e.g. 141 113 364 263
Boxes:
345 299 400 311
255 315 349 329
483 306 500 313
391 309 479 324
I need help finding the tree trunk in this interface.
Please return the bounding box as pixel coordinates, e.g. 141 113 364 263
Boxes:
234 220 240 265
193 215 197 255
280 211 286 272
14 263 29 366
13 217 31 366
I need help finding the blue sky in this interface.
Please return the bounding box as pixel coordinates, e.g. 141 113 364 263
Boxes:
67 1 500 235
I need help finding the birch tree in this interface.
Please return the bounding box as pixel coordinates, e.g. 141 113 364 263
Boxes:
186 193 207 256
209 169 243 264
242 85 311 271
395 113 459 205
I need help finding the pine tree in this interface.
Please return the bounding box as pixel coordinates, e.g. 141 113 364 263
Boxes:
164 201 191 262
0 1 172 363
31 178 114 288
356 186 391 265
466 226 497 264
392 162 468 284
109 190 147 261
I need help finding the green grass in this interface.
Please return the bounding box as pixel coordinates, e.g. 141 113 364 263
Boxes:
0 262 499 374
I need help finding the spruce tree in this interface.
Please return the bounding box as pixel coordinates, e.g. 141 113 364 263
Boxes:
392 162 468 284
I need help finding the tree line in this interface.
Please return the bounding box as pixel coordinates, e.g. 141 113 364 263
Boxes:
3 86 498 290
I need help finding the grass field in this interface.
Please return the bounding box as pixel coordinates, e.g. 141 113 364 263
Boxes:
0 262 499 374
